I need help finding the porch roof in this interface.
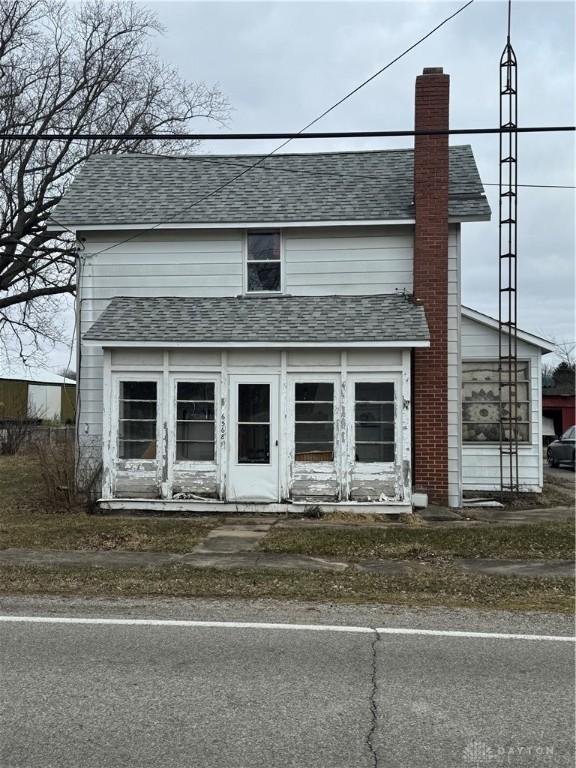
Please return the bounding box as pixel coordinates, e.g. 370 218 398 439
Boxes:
84 294 430 347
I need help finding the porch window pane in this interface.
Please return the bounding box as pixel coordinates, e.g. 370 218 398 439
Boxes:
354 382 395 463
295 382 334 462
121 381 157 400
355 403 394 422
118 381 157 460
355 423 395 443
295 422 333 443
177 402 215 421
462 361 530 443
295 402 333 421
119 421 156 440
355 382 394 402
176 441 214 461
176 382 215 462
120 400 156 420
177 382 215 401
118 440 156 460
176 422 215 442
294 443 334 461
356 443 395 462
295 383 334 401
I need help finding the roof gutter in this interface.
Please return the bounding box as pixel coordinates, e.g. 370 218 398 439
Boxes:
83 339 430 349
45 213 493 234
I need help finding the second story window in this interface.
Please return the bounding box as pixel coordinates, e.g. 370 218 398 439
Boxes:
246 232 281 292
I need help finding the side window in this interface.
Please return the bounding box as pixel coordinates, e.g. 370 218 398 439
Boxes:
354 382 395 462
562 427 575 440
118 381 157 459
294 383 334 462
462 361 530 443
246 232 281 292
176 382 215 461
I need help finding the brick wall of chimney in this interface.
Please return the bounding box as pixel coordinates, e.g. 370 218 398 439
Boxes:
412 67 450 504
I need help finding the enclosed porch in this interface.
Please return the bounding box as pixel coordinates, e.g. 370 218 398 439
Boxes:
84 294 430 514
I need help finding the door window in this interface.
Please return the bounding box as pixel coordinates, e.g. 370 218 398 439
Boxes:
238 383 270 464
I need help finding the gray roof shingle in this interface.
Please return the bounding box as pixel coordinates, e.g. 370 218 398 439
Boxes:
52 146 490 227
84 294 430 345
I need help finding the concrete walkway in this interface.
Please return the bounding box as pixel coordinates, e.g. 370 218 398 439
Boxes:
2 513 573 578
0 545 572 578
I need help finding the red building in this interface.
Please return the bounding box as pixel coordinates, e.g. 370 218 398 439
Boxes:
543 367 575 438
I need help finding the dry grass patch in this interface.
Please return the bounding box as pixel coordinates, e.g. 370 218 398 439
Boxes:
260 521 575 562
0 563 572 613
0 454 220 552
464 469 575 510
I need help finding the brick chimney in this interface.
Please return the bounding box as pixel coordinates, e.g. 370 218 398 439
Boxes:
412 67 450 504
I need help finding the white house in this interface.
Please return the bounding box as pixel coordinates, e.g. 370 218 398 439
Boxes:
49 67 553 512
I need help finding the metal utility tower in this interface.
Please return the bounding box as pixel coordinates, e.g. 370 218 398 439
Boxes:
498 0 519 492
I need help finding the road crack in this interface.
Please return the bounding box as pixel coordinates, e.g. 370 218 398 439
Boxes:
366 628 381 768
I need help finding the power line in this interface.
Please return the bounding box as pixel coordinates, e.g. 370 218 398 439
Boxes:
83 0 477 259
144 152 576 190
274 0 475 149
1 126 574 141
484 182 575 189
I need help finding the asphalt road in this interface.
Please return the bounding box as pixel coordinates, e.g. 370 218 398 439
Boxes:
0 597 574 768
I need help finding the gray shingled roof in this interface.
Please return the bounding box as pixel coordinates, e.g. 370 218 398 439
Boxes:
51 146 490 227
84 295 430 345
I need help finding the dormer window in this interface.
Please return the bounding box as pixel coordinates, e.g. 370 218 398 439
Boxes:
246 231 282 293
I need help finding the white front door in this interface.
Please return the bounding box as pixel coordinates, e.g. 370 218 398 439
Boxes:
227 375 280 502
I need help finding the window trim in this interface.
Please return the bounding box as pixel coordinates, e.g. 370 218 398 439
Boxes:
171 375 219 466
294 380 336 464
461 358 532 445
244 230 284 295
113 374 162 463
352 378 396 465
288 373 340 470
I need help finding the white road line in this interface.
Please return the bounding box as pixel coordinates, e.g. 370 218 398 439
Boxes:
0 615 573 642
375 627 575 642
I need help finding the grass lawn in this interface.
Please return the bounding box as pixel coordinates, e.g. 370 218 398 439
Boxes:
260 521 576 562
1 453 573 612
0 564 572 613
0 454 219 552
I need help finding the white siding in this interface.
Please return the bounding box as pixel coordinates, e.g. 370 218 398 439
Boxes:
77 230 243 482
447 225 462 506
284 226 413 295
461 314 544 492
77 225 416 486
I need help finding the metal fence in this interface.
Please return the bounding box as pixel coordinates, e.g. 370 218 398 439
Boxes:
0 423 75 453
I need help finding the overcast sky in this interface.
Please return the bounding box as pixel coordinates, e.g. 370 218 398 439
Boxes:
50 0 574 370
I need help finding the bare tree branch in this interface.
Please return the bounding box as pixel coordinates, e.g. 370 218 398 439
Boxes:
0 0 229 363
